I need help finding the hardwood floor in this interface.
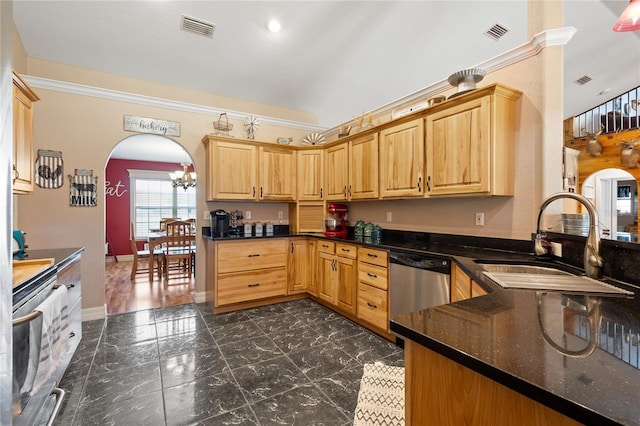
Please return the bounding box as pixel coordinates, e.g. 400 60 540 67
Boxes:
105 259 195 315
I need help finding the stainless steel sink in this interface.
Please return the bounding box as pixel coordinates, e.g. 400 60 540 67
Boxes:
477 262 633 296
478 263 575 276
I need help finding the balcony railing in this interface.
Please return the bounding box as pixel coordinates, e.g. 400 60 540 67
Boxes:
572 86 639 138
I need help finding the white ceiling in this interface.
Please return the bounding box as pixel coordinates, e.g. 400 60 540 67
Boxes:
13 1 640 162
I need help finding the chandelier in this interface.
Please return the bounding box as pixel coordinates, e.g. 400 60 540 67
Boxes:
169 163 196 190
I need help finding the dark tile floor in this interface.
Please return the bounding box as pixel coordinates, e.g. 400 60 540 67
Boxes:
55 299 404 425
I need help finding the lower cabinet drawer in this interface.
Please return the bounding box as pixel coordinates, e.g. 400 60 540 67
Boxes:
217 267 287 305
358 262 388 290
357 283 388 331
217 240 287 274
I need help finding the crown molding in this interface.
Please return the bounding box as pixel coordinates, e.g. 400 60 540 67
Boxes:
323 27 577 138
22 76 327 132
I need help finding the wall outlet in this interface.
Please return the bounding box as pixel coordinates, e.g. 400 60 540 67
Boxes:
245 211 252 220
551 242 563 258
203 210 209 220
386 211 392 222
475 212 485 226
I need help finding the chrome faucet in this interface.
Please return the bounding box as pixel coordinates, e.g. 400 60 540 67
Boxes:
534 192 604 279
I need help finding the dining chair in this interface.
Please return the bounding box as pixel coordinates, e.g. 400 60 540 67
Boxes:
163 220 194 281
160 217 181 231
129 222 163 280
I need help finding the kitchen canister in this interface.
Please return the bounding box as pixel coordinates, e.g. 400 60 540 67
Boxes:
243 223 252 237
364 222 374 237
265 223 274 236
372 224 382 244
354 220 365 238
254 222 263 237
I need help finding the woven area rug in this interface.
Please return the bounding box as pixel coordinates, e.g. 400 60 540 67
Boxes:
353 362 405 425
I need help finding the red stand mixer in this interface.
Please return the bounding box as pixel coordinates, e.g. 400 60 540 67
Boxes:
324 203 348 237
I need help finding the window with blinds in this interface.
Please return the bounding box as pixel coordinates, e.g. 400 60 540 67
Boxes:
128 169 196 238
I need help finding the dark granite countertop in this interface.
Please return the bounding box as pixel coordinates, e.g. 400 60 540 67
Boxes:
391 255 640 426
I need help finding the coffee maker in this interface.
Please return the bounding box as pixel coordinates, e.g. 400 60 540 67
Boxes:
210 210 230 238
324 203 348 237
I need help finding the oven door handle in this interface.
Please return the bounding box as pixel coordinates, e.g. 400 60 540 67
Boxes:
12 310 42 326
45 387 66 426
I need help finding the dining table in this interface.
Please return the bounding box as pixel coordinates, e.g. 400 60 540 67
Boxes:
146 231 195 281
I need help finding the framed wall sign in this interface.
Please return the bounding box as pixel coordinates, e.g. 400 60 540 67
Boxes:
123 115 181 137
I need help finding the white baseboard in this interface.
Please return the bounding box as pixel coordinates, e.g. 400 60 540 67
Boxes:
195 291 206 303
82 305 107 321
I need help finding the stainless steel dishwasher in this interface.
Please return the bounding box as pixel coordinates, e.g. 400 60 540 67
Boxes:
389 250 451 318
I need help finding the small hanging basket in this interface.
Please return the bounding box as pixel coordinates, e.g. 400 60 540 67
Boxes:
213 113 233 135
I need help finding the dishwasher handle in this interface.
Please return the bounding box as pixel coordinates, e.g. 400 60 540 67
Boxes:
389 252 451 274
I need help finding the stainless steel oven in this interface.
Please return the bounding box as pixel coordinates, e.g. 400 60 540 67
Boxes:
389 250 451 318
12 268 66 426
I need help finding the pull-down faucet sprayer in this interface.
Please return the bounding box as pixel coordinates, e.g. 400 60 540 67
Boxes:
534 192 604 279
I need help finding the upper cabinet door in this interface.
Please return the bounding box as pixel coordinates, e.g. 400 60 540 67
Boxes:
297 149 324 201
379 118 425 198
206 140 257 201
324 142 349 201
259 145 296 201
349 133 379 199
426 96 491 196
13 72 39 194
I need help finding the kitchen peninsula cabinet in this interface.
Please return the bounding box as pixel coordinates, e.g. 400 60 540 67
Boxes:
451 263 487 302
425 84 521 196
356 247 389 331
317 241 358 314
297 149 324 200
214 239 287 307
13 72 40 194
379 118 424 198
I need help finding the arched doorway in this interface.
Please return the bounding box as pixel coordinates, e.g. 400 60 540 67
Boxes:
582 168 638 241
104 134 197 314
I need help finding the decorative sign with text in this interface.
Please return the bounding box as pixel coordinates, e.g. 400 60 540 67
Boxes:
123 115 181 137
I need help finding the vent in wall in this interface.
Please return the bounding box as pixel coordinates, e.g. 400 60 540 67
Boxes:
181 15 216 38
575 76 593 85
484 22 509 41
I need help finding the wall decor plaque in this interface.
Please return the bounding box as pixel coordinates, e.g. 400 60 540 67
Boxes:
35 149 64 189
68 169 98 207
123 115 181 136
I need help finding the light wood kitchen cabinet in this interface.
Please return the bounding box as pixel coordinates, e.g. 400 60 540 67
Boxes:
451 263 487 302
214 239 287 306
204 138 257 201
357 247 389 331
349 133 379 199
379 118 425 198
316 241 357 314
13 72 39 194
425 84 521 196
324 142 349 200
258 145 296 201
288 238 310 294
306 239 317 296
297 149 324 200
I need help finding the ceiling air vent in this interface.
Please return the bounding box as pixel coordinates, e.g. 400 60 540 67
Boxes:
484 22 509 41
575 76 593 85
181 15 216 38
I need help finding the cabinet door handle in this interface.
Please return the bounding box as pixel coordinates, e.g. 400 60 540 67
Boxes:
248 254 261 257
341 248 350 253
291 242 294 253
320 188 323 199
69 331 76 338
248 283 260 287
367 302 378 309
252 186 256 197
260 187 263 198
348 185 352 197
367 253 378 258
417 176 422 192
12 165 19 184
322 244 329 248
343 186 347 198
427 176 431 192
367 273 378 278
